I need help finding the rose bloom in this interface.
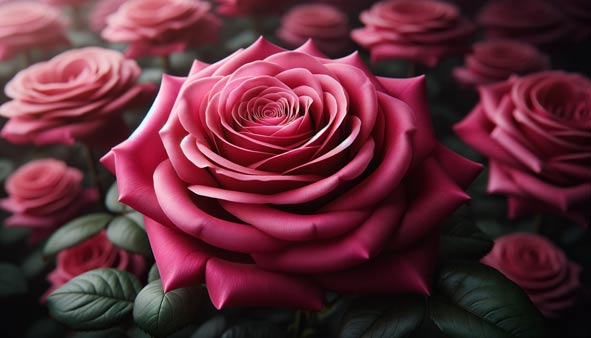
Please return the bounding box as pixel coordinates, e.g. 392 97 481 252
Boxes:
477 0 569 46
277 4 350 56
351 0 476 66
311 0 378 16
102 0 221 59
43 231 146 300
88 0 128 33
0 47 154 148
0 159 97 244
216 0 294 17
102 38 481 310
455 71 591 227
482 232 581 318
0 1 69 61
453 39 550 88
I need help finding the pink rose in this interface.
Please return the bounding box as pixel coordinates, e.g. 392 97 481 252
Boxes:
482 232 581 318
102 38 481 310
477 0 569 46
102 0 221 58
0 47 154 148
277 4 350 56
88 0 128 33
351 0 476 66
0 1 69 61
43 231 146 300
216 0 294 17
455 71 591 227
453 39 550 88
310 0 378 15
0 159 98 244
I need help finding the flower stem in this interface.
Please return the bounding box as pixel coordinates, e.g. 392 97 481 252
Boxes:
82 144 106 210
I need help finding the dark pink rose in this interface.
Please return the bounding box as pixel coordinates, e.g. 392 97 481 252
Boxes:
454 39 550 88
216 0 294 17
0 159 98 244
455 71 591 227
0 47 154 148
351 0 476 66
43 231 146 300
277 4 350 56
482 232 581 318
102 0 221 58
0 1 69 61
102 38 481 310
477 0 569 46
88 0 128 33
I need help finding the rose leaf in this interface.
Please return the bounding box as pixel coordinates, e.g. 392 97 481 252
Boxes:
220 322 286 338
133 279 204 338
106 216 151 256
44 213 113 256
429 261 548 338
0 262 27 297
147 263 160 283
338 295 425 338
191 316 228 338
438 213 493 261
105 182 132 214
47 268 142 330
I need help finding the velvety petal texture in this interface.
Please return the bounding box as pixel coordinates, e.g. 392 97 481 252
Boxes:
454 39 549 88
277 4 351 56
351 0 475 66
477 0 570 46
455 71 591 227
482 233 582 318
0 1 69 61
103 38 481 310
0 159 98 243
216 0 294 17
43 231 146 300
102 0 221 58
0 47 154 147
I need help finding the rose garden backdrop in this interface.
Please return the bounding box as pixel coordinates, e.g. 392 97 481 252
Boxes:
0 0 589 338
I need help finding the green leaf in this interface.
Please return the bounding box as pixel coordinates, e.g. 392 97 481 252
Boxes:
133 279 204 338
0 262 27 297
105 183 132 213
191 316 228 338
0 225 30 246
106 216 151 256
47 268 142 330
71 327 129 338
221 323 285 338
439 214 493 260
429 261 548 338
148 264 160 283
338 295 425 338
44 213 113 256
21 246 50 278
126 212 146 230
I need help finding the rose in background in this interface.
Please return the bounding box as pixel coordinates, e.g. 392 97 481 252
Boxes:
482 232 582 318
102 0 221 59
216 0 294 17
103 38 481 310
0 159 97 244
477 0 569 46
88 0 127 33
0 47 154 148
43 231 146 300
453 39 549 89
351 0 475 66
549 0 591 43
0 1 69 62
310 0 378 16
455 71 591 227
277 4 351 57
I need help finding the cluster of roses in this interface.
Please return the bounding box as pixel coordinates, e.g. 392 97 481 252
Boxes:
0 0 588 323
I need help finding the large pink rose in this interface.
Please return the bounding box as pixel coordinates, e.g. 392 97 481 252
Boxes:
0 159 98 243
477 0 569 46
482 232 582 318
102 0 221 58
277 4 350 56
453 39 549 88
102 38 481 310
43 231 146 300
0 1 69 61
216 0 294 17
455 71 591 227
0 47 154 148
351 0 476 66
